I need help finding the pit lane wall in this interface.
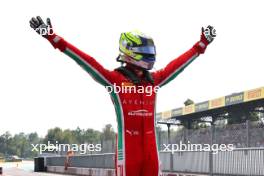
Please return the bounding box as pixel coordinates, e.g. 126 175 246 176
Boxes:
47 166 200 176
42 148 264 176
47 166 115 176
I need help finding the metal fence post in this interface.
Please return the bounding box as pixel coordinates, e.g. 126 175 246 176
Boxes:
246 120 250 147
158 129 161 151
183 127 188 144
167 124 173 171
209 123 215 176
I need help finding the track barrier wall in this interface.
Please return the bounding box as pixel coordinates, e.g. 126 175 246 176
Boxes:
44 148 264 176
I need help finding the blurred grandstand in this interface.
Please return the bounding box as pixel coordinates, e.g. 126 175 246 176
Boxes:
156 87 264 150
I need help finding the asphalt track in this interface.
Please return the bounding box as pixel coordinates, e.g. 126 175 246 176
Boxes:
2 168 75 176
0 161 74 176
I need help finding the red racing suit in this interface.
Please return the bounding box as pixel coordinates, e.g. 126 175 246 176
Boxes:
47 33 208 176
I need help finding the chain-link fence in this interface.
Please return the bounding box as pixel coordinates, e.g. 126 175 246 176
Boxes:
158 120 264 151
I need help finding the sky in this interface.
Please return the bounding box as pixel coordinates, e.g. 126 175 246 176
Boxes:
0 0 263 136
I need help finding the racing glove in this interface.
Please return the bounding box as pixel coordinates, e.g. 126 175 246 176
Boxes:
29 16 53 39
194 25 216 54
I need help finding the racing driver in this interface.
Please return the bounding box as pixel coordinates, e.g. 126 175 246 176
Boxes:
29 16 216 176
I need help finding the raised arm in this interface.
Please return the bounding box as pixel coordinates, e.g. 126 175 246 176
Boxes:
29 16 113 87
153 26 216 87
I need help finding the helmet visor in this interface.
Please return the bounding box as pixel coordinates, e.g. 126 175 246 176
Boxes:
130 46 156 55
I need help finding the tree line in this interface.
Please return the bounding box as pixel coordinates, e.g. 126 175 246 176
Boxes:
0 124 115 159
